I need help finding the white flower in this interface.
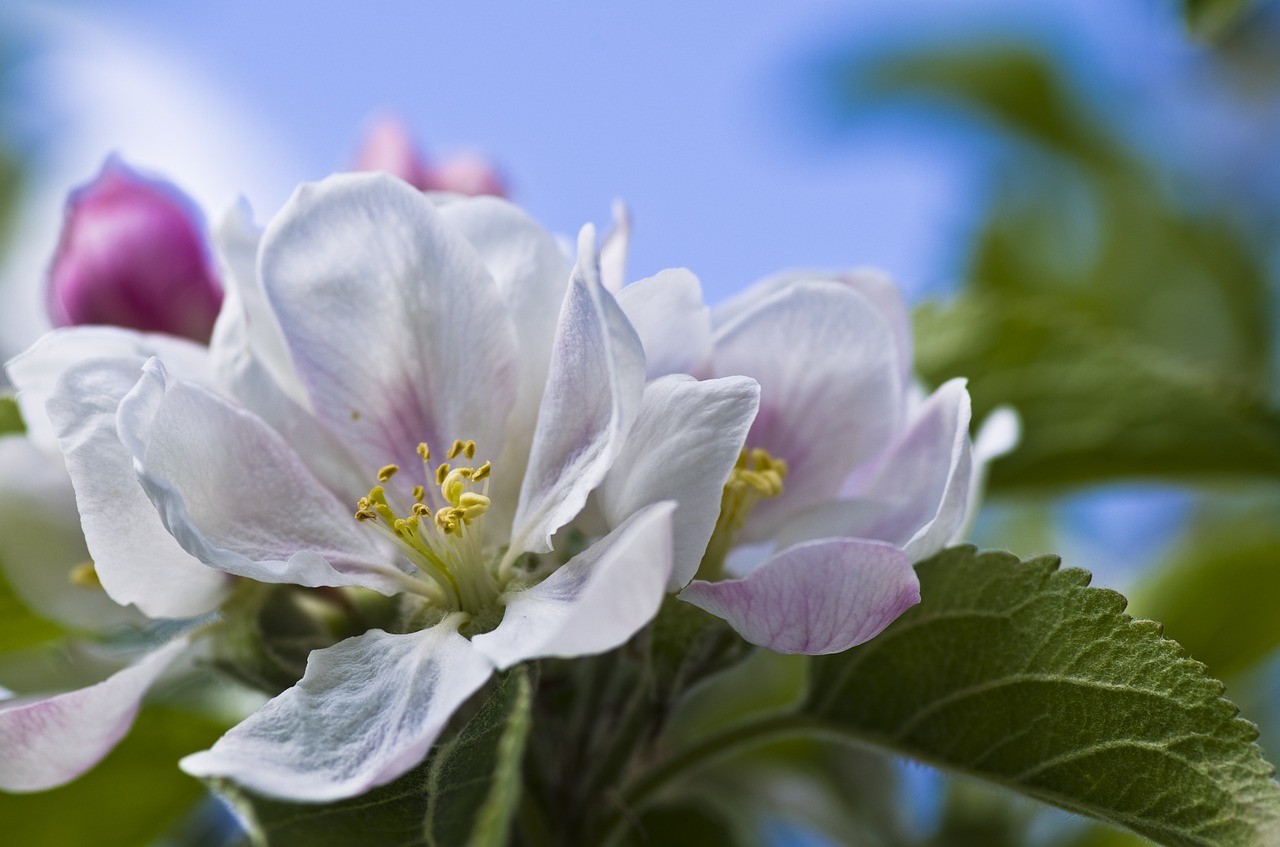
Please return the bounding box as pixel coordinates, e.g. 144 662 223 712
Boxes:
606 261 1017 655
15 174 759 801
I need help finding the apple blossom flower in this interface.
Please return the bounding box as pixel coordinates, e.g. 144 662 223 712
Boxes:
46 158 223 343
23 173 758 801
607 263 1015 655
353 117 506 197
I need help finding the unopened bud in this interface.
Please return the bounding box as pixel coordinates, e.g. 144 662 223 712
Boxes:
353 116 506 198
352 117 434 191
47 158 222 343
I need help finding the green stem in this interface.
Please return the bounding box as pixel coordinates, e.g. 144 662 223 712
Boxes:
593 712 831 846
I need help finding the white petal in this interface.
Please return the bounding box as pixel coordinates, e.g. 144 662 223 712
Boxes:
181 625 492 802
437 195 573 538
6 326 210 452
0 437 142 629
862 379 973 561
712 268 914 386
956 405 1021 541
509 226 646 555
208 199 309 410
774 380 973 561
260 173 518 478
597 375 759 589
473 501 674 670
44 357 228 618
680 539 918 655
599 199 630 294
616 268 713 379
711 281 903 536
0 636 188 792
118 359 410 595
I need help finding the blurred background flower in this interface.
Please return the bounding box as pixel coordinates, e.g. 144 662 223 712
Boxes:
1 1 1278 845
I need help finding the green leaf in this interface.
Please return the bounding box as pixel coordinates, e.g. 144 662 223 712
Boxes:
0 707 228 846
805 546 1280 847
1185 0 1257 40
0 395 24 436
225 666 533 847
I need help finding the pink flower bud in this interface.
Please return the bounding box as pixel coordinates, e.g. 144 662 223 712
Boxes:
352 118 434 191
47 159 223 343
425 153 507 198
352 117 507 198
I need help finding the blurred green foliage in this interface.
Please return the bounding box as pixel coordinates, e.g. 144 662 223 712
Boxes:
1186 0 1261 40
842 45 1280 491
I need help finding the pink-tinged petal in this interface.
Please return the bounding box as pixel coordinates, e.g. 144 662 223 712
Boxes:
509 226 646 555
260 173 519 479
680 539 919 655
597 375 759 589
473 502 674 670
181 624 491 802
599 200 630 294
711 281 903 536
6 325 209 453
0 636 189 792
437 196 573 537
117 359 410 595
712 268 914 387
843 379 973 561
0 438 143 630
39 354 228 619
616 269 713 379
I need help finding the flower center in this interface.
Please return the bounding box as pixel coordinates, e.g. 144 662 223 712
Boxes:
697 447 788 581
353 438 502 615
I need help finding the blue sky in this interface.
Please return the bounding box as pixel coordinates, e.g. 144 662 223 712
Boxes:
2 1 1200 325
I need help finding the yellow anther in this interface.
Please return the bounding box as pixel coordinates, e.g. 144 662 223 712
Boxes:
378 464 399 482
357 496 371 510
459 468 474 479
393 518 411 537
412 485 425 502
436 463 451 485
459 492 491 521
448 439 465 460
472 461 491 481
413 502 431 517
441 467 469 505
355 508 377 522
69 561 101 588
417 442 431 460
463 440 476 459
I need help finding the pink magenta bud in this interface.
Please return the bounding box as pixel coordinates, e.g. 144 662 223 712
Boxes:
353 117 506 197
47 159 223 343
425 153 507 198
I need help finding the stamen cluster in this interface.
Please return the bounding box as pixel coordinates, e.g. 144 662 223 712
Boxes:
698 448 788 580
352 439 499 612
